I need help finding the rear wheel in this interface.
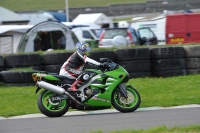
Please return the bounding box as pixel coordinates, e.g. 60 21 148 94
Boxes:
38 90 69 117
112 85 141 113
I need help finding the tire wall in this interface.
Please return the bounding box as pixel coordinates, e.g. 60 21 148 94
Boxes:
184 45 200 74
1 45 200 85
151 46 187 77
0 55 5 72
0 55 5 82
114 48 152 78
41 52 73 73
0 71 38 85
0 53 42 85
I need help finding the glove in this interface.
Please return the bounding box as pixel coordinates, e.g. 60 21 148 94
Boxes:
100 62 110 70
99 63 105 69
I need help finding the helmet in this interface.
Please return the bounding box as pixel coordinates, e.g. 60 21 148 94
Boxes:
76 42 91 56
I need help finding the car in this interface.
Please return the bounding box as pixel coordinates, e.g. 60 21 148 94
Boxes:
98 27 158 48
99 28 133 48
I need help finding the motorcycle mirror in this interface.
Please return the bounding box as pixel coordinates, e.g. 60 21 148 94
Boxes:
100 58 112 63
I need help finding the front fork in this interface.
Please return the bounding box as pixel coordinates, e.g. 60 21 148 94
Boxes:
118 84 128 98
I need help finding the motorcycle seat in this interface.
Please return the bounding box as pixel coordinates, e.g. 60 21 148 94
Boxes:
53 75 70 80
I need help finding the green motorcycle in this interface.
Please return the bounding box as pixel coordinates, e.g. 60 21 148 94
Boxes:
32 58 141 117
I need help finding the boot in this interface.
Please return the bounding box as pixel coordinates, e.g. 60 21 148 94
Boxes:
68 80 82 91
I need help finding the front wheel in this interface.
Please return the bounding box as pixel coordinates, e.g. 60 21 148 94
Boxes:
112 85 141 113
38 90 69 117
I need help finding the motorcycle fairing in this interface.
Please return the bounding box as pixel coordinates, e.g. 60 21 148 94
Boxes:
81 66 129 106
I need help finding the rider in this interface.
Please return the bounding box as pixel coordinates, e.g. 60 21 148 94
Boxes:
59 42 105 91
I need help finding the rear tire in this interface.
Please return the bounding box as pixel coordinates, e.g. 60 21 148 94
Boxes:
38 90 69 117
112 86 141 113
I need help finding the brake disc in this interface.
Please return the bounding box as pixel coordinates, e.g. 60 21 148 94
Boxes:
119 91 134 104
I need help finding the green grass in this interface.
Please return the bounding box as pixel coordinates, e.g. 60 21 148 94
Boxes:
0 0 145 11
7 67 34 72
129 75 200 107
0 74 200 117
89 125 200 133
0 86 39 117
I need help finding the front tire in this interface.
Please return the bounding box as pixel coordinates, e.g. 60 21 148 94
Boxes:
112 85 141 113
38 90 69 117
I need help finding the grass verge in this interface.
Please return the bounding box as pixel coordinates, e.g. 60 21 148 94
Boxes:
0 74 200 117
89 125 200 133
1 0 146 11
129 74 200 107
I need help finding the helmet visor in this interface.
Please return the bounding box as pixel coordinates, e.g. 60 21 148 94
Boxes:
85 46 91 56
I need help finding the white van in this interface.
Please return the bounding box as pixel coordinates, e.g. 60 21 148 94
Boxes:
131 15 166 45
72 27 102 42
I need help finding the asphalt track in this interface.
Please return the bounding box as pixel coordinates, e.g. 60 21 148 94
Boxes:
0 105 200 133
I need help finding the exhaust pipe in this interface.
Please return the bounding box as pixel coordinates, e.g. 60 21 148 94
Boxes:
37 81 65 94
36 81 85 106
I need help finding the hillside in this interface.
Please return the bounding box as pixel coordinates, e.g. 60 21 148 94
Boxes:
0 0 145 11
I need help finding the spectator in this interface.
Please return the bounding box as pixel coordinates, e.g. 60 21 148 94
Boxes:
57 35 66 49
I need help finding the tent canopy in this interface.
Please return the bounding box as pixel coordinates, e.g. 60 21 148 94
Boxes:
37 11 72 22
0 6 29 24
17 21 79 53
0 25 33 54
47 11 72 22
0 25 32 34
